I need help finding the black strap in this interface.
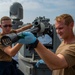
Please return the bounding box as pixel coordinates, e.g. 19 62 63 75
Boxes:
29 39 39 48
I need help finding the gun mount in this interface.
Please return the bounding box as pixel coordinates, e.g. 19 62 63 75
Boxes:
30 16 53 38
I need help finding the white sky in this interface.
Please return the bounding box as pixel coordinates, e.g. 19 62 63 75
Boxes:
0 0 75 32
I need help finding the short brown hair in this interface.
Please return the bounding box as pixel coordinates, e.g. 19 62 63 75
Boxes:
0 16 11 24
55 14 74 25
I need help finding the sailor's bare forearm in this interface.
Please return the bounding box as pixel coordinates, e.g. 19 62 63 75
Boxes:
16 24 32 33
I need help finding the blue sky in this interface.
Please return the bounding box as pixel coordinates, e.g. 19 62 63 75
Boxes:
0 0 75 32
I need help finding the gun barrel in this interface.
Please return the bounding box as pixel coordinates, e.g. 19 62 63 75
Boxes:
26 27 39 33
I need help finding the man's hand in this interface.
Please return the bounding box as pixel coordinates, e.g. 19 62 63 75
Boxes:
18 32 37 44
36 59 45 67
